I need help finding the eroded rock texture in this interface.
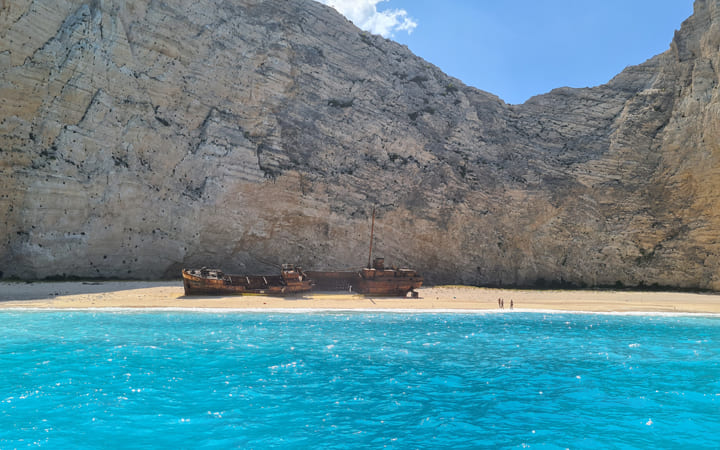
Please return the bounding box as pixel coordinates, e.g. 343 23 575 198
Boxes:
1 0 719 288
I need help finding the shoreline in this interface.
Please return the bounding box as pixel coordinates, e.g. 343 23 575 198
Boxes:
1 281 719 314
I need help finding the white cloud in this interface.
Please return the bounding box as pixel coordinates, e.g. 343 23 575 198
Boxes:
318 0 417 38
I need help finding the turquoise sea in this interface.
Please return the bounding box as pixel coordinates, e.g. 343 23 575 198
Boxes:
1 310 718 448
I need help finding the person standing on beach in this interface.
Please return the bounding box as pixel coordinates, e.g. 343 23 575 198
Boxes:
510 299 514 310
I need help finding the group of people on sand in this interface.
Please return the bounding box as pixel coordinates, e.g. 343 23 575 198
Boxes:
497 298 514 310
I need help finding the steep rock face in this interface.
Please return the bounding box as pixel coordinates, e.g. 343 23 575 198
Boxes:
1 0 719 289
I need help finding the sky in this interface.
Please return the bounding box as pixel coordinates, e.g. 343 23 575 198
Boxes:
317 0 695 104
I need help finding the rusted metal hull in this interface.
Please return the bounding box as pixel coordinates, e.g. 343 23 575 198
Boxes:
305 271 358 291
354 278 423 296
355 267 423 296
182 268 313 296
307 267 423 297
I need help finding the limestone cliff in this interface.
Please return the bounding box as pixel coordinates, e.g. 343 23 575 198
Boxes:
1 0 719 289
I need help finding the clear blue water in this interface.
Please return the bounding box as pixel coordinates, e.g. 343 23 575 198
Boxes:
1 311 719 449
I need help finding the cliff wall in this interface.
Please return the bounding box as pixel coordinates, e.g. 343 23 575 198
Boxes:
1 0 719 288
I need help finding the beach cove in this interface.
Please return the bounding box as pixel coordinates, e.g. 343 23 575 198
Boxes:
1 281 719 314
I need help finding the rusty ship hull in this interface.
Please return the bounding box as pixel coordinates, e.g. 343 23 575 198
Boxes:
305 271 357 291
182 266 313 296
355 264 423 296
308 259 423 297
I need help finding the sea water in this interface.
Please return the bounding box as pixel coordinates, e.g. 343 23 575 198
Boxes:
0 311 718 449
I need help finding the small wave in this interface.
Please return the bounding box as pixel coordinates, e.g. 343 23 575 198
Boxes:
2 306 720 318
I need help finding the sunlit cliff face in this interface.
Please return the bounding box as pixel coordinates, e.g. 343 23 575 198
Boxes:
1 0 719 289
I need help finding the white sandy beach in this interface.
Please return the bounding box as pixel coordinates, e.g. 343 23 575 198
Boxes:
1 281 719 313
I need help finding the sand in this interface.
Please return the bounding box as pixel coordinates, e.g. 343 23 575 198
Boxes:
1 281 719 314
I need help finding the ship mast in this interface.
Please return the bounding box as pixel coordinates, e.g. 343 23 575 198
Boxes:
367 206 375 268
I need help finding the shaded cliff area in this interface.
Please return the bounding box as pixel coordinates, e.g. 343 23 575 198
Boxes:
2 0 720 289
